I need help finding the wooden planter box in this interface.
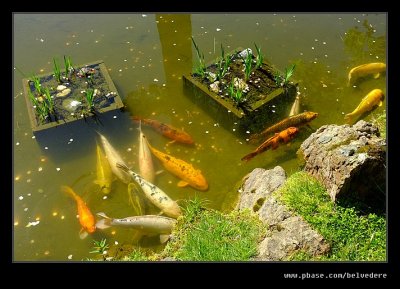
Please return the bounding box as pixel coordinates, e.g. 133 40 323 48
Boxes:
183 48 297 135
22 60 124 133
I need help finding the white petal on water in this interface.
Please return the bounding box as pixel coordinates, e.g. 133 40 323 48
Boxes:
16 142 20 146
103 196 108 200
216 28 221 31
24 208 28 212
68 255 73 260
18 196 23 200
69 138 73 142
32 136 35 139
113 116 117 119
114 241 119 245
154 78 159 82
56 168 61 171
246 131 250 134
45 147 48 150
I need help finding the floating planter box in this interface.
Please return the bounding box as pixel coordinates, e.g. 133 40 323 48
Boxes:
22 60 124 133
183 47 297 134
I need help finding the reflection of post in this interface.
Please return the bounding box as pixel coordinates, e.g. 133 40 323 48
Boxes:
156 14 192 87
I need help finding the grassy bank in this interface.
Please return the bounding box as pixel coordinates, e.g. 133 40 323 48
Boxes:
275 172 386 261
118 198 265 261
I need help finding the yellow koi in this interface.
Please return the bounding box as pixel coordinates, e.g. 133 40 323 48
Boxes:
344 89 384 124
94 145 113 194
348 62 386 86
144 136 208 191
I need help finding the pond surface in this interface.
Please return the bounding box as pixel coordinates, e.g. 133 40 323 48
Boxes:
13 13 386 261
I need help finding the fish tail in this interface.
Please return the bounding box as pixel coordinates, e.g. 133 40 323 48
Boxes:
344 113 353 124
241 152 257 162
95 213 112 230
131 116 141 123
61 185 78 201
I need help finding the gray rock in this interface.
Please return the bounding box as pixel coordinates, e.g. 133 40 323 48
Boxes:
298 120 386 203
237 167 330 261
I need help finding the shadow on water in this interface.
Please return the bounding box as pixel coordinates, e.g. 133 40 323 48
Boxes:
33 109 133 163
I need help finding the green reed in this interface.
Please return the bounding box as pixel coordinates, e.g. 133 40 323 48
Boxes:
43 87 55 115
30 74 43 95
191 37 206 78
53 58 62 83
254 43 264 69
283 64 296 85
243 51 253 81
228 80 244 104
85 88 95 109
64 55 74 77
216 44 231 81
28 89 48 123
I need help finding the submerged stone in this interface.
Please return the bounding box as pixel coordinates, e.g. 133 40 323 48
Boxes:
62 99 82 112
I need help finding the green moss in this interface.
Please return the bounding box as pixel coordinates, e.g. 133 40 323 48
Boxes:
120 249 148 261
371 109 386 139
160 197 264 261
275 172 386 261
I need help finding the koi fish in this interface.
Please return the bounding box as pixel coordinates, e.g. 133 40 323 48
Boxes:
138 122 155 183
344 88 384 124
242 127 299 162
132 116 194 144
94 144 113 194
96 212 176 243
97 132 131 184
348 62 386 86
61 186 96 239
289 95 301 117
144 136 208 191
249 112 318 143
116 163 182 218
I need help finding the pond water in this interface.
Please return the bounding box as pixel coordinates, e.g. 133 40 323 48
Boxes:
13 13 387 261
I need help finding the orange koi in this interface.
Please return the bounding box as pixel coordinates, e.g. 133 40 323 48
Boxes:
62 186 96 239
242 127 299 162
144 136 208 191
249 111 318 143
132 116 194 144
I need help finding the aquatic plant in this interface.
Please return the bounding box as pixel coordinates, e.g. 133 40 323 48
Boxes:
30 74 43 96
243 51 253 81
277 172 386 261
90 238 109 257
274 64 296 88
216 44 231 81
42 87 55 115
28 90 48 123
64 55 74 77
84 88 95 110
228 80 245 105
53 58 62 84
254 43 264 69
191 37 206 78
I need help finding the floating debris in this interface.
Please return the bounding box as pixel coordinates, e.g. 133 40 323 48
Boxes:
68 255 73 260
56 168 61 172
216 28 221 31
16 142 20 146
103 196 108 200
18 196 23 200
26 221 40 227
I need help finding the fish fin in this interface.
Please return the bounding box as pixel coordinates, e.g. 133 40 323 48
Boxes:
241 152 257 162
116 162 129 172
96 212 111 219
157 210 164 216
155 170 164 175
95 219 111 230
379 101 383 107
166 140 176 146
178 180 189 187
79 229 89 239
159 234 170 244
344 113 353 124
373 73 380 79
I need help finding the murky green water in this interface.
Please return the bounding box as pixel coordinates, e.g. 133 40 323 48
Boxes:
13 13 386 261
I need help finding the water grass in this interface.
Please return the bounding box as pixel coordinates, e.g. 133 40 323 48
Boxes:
216 44 231 81
191 37 206 78
276 172 386 261
243 51 253 81
63 55 74 77
30 74 43 95
28 89 48 123
228 80 245 105
274 64 296 88
160 197 263 261
254 43 264 69
84 88 95 110
42 87 55 115
53 57 62 83
89 238 110 260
